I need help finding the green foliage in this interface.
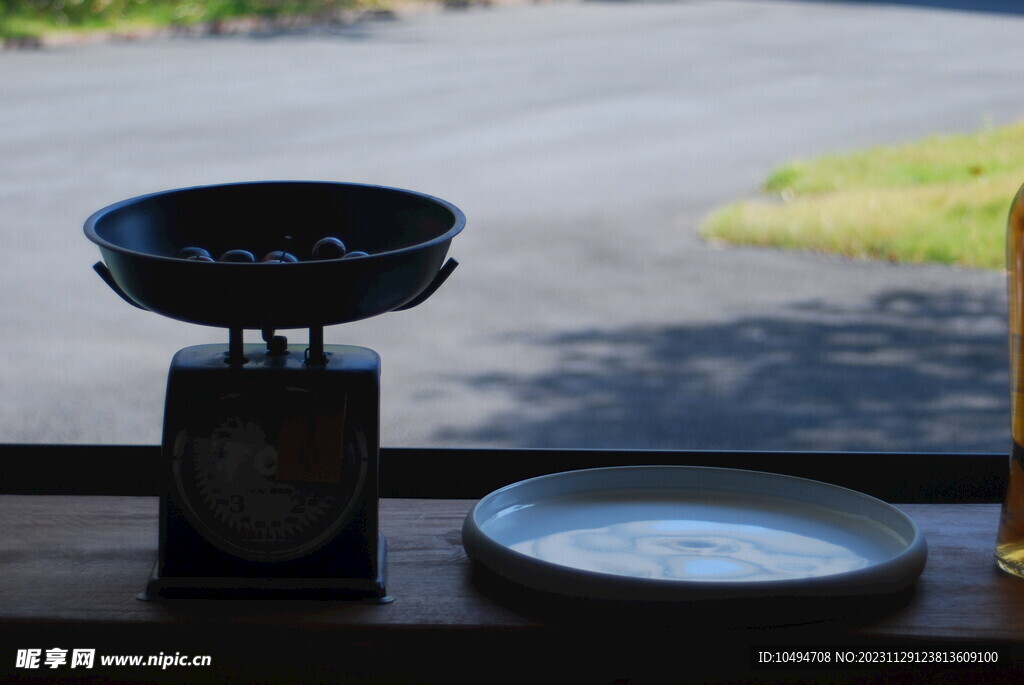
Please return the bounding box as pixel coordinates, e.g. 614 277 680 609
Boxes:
0 0 358 37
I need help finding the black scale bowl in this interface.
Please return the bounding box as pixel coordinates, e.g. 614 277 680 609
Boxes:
84 181 465 331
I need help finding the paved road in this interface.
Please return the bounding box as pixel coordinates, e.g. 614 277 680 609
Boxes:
2 0 1022 452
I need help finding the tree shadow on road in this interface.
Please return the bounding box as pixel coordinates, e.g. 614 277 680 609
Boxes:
590 0 1024 17
435 288 1009 453
762 0 1024 17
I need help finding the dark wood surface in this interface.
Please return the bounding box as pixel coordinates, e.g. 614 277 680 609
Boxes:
3 494 1024 683
0 444 1007 502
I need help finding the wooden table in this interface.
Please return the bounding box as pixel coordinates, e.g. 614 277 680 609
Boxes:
2 447 1023 683
2 446 1024 679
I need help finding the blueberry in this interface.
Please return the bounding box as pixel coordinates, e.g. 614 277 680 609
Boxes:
177 246 212 260
219 249 256 263
261 251 299 263
342 251 370 259
311 237 347 260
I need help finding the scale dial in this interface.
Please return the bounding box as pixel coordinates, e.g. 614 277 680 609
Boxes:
171 391 366 563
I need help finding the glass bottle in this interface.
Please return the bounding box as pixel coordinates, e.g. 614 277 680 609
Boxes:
996 182 1024 578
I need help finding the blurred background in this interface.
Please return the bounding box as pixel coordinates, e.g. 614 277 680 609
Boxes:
1 0 1022 452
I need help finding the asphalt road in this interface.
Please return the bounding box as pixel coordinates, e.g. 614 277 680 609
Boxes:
2 0 1023 452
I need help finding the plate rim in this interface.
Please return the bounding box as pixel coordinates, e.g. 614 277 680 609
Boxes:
462 465 928 603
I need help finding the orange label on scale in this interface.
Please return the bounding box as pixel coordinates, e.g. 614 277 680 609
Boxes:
275 401 346 483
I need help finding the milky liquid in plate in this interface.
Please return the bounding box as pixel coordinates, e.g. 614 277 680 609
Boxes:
483 489 910 583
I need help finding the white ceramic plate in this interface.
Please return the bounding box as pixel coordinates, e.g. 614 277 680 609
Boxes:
462 466 927 603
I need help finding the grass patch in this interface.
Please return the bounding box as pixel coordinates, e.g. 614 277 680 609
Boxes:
700 121 1024 269
0 0 397 40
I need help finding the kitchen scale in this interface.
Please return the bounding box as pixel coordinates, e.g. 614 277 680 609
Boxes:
84 181 465 600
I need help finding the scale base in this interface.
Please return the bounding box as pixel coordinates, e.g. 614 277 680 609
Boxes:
139 536 391 602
